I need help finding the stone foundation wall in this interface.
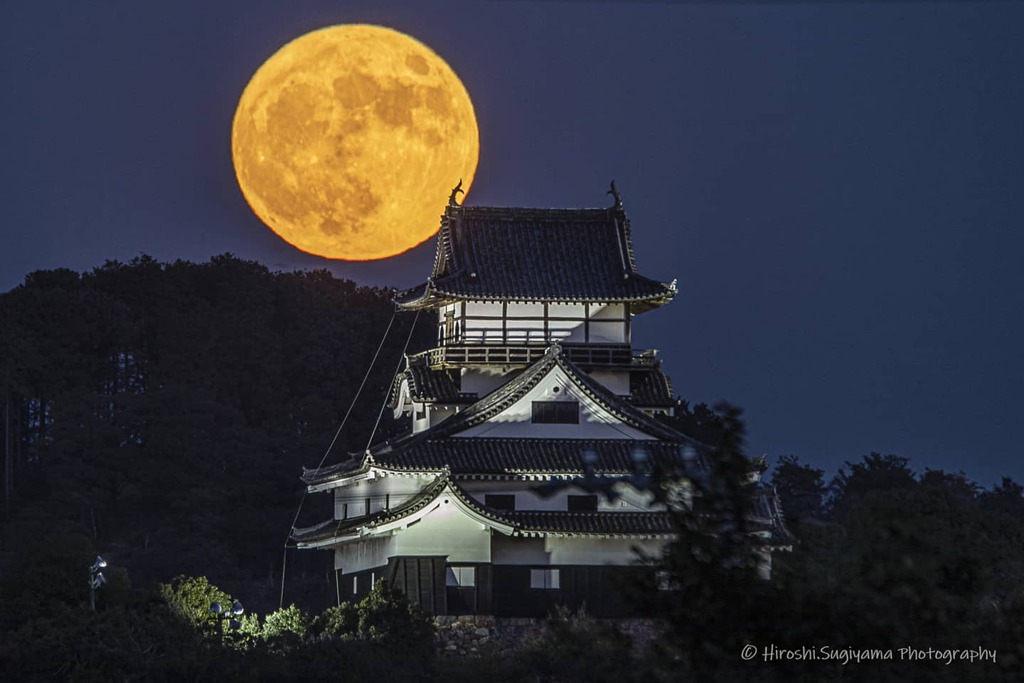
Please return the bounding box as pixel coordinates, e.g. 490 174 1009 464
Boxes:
433 615 664 658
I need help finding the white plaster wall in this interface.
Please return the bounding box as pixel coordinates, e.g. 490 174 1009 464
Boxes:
589 303 627 343
332 499 493 573
465 302 502 317
548 303 586 317
591 304 625 320
462 317 502 344
391 500 492 563
459 480 657 512
412 401 429 432
334 537 393 572
548 304 587 344
505 319 546 344
547 318 583 343
334 475 436 519
505 303 545 318
462 368 514 396
491 535 665 565
589 321 626 344
588 369 629 395
428 406 456 429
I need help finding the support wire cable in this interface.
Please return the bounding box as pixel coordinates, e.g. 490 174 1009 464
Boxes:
362 310 421 455
280 308 398 608
314 310 422 570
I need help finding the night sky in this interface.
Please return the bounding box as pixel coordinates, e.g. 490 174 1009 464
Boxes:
3 1 1022 485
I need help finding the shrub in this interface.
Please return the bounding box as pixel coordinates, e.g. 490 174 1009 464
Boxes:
309 602 359 641
262 604 309 652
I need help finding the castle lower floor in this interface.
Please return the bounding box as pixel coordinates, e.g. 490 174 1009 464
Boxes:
343 556 654 618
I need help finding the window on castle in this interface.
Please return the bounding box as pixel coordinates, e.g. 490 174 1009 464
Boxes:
446 566 476 587
530 568 560 590
531 401 579 424
485 494 516 510
567 494 598 512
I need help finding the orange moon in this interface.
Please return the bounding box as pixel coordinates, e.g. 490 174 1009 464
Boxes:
231 25 479 260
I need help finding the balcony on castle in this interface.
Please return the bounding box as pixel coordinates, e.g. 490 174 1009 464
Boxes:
410 342 660 369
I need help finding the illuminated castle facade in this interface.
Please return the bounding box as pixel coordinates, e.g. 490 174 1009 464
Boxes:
292 188 786 616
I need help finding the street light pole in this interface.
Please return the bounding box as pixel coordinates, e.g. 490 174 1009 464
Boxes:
88 556 107 611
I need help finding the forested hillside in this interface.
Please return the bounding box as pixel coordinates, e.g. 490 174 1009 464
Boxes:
2 256 1024 681
0 255 422 612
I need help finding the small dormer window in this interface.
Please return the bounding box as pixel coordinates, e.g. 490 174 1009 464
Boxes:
568 494 598 512
531 401 579 424
485 494 516 510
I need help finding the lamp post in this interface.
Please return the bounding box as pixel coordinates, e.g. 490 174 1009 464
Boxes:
210 599 245 634
88 556 107 611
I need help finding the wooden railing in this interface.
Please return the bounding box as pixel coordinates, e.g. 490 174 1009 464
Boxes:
410 343 657 369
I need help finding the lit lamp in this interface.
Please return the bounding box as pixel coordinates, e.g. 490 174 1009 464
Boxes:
88 556 107 611
210 599 245 632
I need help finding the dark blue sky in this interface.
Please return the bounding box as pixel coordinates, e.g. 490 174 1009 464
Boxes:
3 1 1022 485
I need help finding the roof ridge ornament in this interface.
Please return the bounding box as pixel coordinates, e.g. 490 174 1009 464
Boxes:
448 179 465 207
607 180 623 209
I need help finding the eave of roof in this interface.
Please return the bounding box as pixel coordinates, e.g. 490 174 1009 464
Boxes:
292 476 677 548
292 474 451 546
336 439 696 478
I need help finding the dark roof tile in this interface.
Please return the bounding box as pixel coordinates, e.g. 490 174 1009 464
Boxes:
629 366 676 407
396 205 675 308
388 359 475 408
500 511 674 535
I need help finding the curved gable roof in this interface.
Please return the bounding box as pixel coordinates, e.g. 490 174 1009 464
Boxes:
302 345 706 487
292 475 675 547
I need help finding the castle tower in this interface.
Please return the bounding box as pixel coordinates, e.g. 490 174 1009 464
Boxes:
292 189 784 616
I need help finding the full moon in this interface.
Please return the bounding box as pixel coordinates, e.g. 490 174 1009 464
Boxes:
232 25 479 260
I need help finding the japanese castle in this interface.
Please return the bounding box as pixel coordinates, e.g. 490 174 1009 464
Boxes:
292 186 787 617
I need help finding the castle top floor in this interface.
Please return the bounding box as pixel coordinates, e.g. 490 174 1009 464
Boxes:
394 198 676 314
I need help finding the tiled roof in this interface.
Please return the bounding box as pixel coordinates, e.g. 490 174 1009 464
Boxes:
310 439 694 483
752 486 795 546
303 346 705 487
498 511 674 536
388 358 474 409
395 204 675 309
292 474 450 544
628 367 676 408
379 439 692 475
415 345 692 443
388 353 675 411
293 476 676 546
444 481 675 537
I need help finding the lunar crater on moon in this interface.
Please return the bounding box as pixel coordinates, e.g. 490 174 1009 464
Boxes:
232 25 479 260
